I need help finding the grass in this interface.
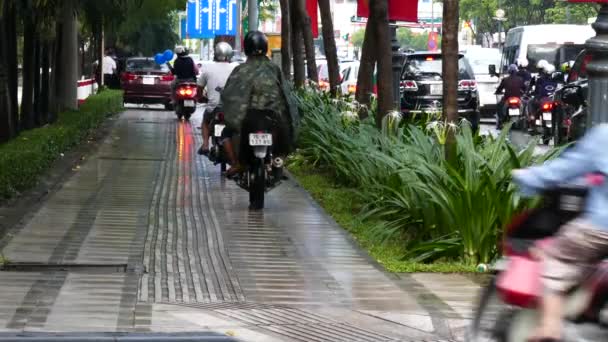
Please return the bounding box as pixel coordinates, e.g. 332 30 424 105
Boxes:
289 162 476 273
0 90 124 200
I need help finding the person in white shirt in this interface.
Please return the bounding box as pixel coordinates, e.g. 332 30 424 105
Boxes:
198 42 237 156
102 49 117 87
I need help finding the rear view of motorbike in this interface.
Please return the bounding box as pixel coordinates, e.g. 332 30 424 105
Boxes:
207 108 229 173
233 111 285 210
174 82 198 120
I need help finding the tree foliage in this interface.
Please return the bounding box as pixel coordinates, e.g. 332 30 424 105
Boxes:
460 0 599 40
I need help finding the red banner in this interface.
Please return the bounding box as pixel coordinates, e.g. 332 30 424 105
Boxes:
307 0 319 38
357 0 418 22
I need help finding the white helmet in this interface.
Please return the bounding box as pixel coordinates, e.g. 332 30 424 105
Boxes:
544 63 556 74
214 42 233 62
516 58 528 68
536 59 549 70
174 45 187 56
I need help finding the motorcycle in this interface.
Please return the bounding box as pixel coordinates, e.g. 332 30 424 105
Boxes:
554 83 587 146
174 81 198 120
233 110 285 210
207 106 229 173
531 97 555 145
468 176 608 342
497 95 526 130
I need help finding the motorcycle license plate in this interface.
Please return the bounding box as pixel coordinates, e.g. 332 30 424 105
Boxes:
509 108 520 116
214 124 225 137
184 100 195 107
249 133 272 146
542 112 552 121
536 119 541 125
142 76 155 85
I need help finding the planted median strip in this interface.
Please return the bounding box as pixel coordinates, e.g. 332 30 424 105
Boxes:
290 89 560 272
0 90 124 200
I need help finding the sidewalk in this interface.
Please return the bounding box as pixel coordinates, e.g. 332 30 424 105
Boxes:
0 108 482 341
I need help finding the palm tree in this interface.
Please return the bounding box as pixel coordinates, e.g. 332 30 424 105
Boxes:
279 0 291 80
318 0 340 96
296 0 318 83
442 0 459 160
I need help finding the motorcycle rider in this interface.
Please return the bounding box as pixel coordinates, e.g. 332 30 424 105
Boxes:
528 63 558 120
516 58 532 89
494 64 526 129
168 46 198 104
220 31 299 177
512 123 608 341
197 42 237 157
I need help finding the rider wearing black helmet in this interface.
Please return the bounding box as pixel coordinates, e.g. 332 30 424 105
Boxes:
168 46 198 104
220 31 299 177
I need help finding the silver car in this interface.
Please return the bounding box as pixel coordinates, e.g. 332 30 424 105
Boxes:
464 47 502 117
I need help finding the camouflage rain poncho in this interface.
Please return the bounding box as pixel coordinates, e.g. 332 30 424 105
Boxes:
221 56 300 146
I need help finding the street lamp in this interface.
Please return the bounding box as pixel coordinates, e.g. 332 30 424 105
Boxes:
493 8 507 48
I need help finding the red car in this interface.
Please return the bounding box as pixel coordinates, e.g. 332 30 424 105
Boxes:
121 57 175 109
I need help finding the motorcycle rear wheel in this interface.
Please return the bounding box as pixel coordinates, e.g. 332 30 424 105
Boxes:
467 278 511 342
249 159 265 210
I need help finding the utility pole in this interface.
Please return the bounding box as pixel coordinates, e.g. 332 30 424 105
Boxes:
235 0 242 56
248 0 258 31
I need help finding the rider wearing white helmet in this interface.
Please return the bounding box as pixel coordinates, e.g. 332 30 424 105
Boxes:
516 58 532 87
198 42 238 156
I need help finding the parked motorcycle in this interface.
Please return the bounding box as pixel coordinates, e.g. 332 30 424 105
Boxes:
207 107 229 173
174 81 198 120
468 177 608 342
233 110 285 210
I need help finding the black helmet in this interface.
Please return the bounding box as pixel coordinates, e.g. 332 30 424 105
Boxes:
244 31 268 57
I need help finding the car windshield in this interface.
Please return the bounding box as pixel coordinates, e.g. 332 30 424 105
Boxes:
402 55 474 79
126 59 169 72
465 49 501 75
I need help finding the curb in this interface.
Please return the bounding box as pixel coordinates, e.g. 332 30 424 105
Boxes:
0 333 238 342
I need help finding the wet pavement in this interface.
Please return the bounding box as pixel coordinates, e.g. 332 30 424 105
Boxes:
0 106 483 341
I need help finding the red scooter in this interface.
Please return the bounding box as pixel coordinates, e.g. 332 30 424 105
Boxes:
468 176 608 342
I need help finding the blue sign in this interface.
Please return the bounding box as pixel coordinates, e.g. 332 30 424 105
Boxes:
186 0 238 39
180 17 187 39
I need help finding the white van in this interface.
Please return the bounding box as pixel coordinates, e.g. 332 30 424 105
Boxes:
464 47 502 117
501 25 594 72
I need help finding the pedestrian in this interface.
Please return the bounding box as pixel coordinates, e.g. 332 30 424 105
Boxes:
103 48 117 88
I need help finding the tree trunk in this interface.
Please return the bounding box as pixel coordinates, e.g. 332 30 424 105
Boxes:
5 0 19 135
279 0 291 80
296 0 318 83
21 13 36 130
0 3 13 142
96 18 104 87
56 0 78 111
40 40 50 125
33 37 42 127
291 2 305 88
50 15 63 121
442 0 459 160
372 0 393 128
355 16 378 113
318 0 340 97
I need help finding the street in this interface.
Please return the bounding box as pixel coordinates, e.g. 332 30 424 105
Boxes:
0 106 483 341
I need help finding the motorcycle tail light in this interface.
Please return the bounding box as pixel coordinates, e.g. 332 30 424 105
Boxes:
542 102 554 111
508 97 520 105
177 86 196 98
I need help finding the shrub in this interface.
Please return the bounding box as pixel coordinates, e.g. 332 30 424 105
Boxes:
0 90 124 200
293 89 560 264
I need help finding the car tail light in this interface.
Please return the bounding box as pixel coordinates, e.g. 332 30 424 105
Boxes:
177 86 197 98
161 74 175 81
508 97 520 105
458 80 477 91
400 80 418 91
348 84 357 94
542 102 554 111
425 56 434 61
122 72 137 81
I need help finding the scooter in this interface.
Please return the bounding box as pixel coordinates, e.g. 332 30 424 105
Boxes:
531 97 555 145
468 176 608 342
233 110 285 210
207 106 229 173
174 81 198 120
497 95 525 131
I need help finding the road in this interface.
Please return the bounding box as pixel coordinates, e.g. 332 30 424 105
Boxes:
0 105 481 341
480 119 552 155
